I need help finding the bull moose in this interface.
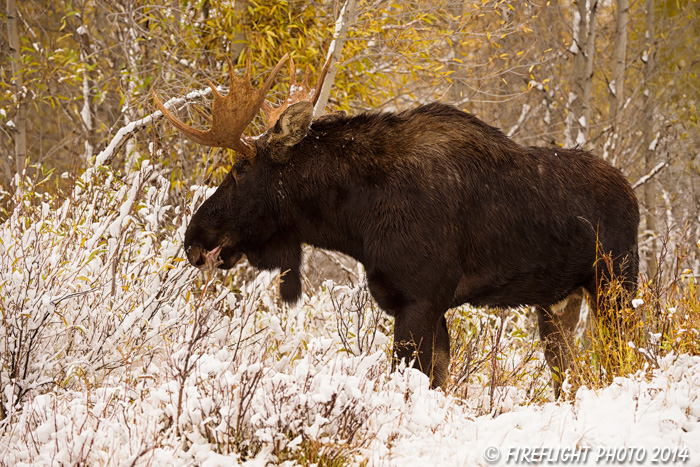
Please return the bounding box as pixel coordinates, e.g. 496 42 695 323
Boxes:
153 52 639 394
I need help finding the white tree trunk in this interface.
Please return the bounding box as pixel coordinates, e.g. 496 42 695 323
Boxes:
566 0 598 148
582 0 598 140
77 23 94 161
642 0 657 278
314 0 357 116
604 0 628 164
6 0 27 174
610 0 628 128
124 29 142 173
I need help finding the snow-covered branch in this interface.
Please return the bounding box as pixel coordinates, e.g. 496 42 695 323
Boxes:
93 87 215 168
632 160 667 190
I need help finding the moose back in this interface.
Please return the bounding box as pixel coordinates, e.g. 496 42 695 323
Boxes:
154 54 639 393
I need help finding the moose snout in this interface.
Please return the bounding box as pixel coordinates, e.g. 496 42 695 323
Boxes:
186 244 207 268
186 245 224 268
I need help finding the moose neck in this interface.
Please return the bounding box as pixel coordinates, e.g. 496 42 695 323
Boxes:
266 113 379 264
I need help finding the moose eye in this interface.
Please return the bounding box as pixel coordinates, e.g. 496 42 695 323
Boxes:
231 169 244 183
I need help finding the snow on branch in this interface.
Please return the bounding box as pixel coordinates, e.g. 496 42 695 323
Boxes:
632 160 667 190
93 87 215 168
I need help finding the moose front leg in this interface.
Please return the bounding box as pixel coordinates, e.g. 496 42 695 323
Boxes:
393 308 451 389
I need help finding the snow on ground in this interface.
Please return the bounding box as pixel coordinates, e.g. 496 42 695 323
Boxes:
372 354 700 466
1 164 699 466
2 347 699 466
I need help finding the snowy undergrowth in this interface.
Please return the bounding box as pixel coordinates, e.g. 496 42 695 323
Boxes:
1 163 699 466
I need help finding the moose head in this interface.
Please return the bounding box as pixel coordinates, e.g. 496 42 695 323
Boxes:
153 52 330 288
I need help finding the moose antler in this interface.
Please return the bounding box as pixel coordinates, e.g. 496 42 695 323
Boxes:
152 50 289 159
262 56 332 130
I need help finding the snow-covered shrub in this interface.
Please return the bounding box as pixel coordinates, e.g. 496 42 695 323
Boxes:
1 161 699 466
447 305 549 413
0 163 398 464
0 161 196 420
328 280 392 357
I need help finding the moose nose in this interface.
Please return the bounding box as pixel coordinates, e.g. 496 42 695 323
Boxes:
186 245 206 268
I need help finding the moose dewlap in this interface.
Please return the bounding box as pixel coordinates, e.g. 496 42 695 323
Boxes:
153 52 639 394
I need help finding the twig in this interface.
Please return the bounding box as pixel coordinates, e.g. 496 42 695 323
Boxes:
50 284 104 306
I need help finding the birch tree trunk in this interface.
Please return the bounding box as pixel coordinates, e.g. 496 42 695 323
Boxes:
566 0 598 148
123 15 143 173
609 0 628 130
314 0 357 116
605 0 628 164
77 22 95 162
6 0 27 175
642 0 657 278
582 0 598 142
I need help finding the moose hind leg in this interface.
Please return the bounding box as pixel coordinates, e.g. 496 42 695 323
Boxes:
537 288 584 398
393 308 451 389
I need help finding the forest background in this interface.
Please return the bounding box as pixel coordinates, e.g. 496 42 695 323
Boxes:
2 0 699 281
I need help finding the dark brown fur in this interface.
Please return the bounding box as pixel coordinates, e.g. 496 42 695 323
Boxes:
185 102 640 392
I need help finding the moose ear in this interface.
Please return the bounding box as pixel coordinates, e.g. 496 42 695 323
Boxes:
268 101 313 162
